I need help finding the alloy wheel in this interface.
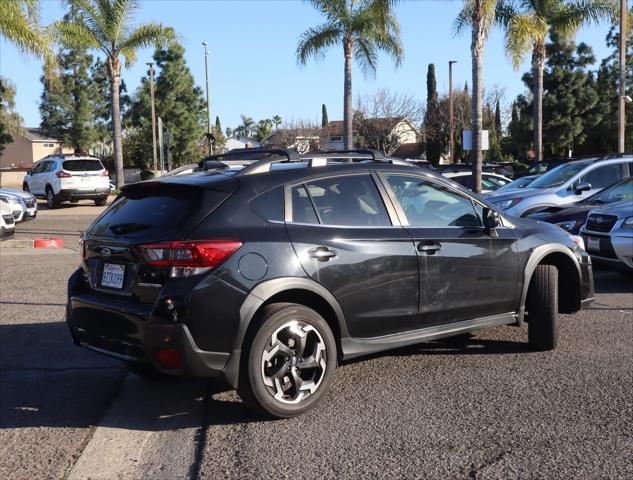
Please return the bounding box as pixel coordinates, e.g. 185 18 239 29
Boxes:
260 320 327 405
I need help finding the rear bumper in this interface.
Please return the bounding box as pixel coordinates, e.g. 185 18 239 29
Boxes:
66 269 238 385
59 188 109 200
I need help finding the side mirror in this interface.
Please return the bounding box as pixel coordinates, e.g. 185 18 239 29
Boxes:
574 182 591 195
27 170 32 176
483 207 501 230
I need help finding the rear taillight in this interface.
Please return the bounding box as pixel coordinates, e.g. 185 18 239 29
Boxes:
101 170 109 177
139 240 242 277
56 170 72 178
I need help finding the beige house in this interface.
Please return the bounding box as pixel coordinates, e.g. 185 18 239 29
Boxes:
0 128 73 170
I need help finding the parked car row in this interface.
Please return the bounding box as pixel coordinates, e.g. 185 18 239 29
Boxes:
0 187 38 239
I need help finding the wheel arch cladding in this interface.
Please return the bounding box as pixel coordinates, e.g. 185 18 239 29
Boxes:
237 279 348 360
521 246 581 318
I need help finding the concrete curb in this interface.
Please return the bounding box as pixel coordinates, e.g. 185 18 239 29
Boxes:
0 237 65 249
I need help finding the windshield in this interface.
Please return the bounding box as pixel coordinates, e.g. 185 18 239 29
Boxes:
586 177 633 204
528 162 590 189
498 176 534 191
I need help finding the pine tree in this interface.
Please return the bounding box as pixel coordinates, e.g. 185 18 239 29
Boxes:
129 42 206 167
494 99 502 134
214 116 226 149
321 104 329 128
512 34 603 157
40 47 98 154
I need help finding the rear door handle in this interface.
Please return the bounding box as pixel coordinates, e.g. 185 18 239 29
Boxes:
308 246 338 262
417 242 442 253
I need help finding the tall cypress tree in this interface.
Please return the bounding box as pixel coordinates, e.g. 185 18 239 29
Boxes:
129 42 206 167
40 48 97 154
425 63 442 165
494 99 502 134
321 104 329 128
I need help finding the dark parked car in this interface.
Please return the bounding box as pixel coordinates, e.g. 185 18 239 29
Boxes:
528 177 633 234
67 149 594 418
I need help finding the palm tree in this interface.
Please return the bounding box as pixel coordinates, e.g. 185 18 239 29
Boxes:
496 0 615 163
239 115 255 138
297 0 403 150
455 0 498 193
54 0 175 188
272 115 283 130
0 0 55 73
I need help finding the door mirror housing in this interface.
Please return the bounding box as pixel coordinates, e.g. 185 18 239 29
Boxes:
27 170 32 176
574 182 592 195
483 207 501 230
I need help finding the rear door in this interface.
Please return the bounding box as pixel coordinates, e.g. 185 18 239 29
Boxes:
285 172 420 338
379 173 519 327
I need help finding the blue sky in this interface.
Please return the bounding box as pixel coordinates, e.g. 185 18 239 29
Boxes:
0 0 615 130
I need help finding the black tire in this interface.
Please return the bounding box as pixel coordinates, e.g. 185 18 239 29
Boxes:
94 198 107 206
238 303 337 418
527 264 559 351
46 186 60 209
123 361 174 381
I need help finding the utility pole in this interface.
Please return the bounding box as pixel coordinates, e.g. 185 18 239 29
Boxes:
202 41 213 156
618 0 627 154
449 60 457 164
146 62 158 174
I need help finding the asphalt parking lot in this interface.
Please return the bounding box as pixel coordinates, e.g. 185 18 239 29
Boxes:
1 201 632 479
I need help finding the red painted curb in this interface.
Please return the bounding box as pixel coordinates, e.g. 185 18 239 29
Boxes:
33 237 65 249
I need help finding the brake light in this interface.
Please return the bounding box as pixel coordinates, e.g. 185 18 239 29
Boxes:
56 170 72 178
140 240 242 277
101 170 109 177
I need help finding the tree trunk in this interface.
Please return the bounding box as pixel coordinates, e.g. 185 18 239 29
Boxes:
532 42 545 164
470 10 485 194
343 36 353 150
107 57 124 189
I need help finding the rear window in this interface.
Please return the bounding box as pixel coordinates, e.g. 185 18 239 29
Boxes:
63 159 104 171
89 186 205 238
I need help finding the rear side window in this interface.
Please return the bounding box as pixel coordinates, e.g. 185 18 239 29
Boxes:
291 175 391 227
63 159 104 171
89 186 204 238
251 186 284 222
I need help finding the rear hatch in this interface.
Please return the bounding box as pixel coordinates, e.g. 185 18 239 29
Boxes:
82 177 238 304
60 158 109 190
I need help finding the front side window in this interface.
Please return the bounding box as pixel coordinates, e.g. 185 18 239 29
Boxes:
590 177 633 204
580 164 623 190
291 175 391 227
384 174 481 228
31 162 45 174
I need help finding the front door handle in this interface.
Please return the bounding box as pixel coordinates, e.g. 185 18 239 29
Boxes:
308 246 338 262
417 242 442 253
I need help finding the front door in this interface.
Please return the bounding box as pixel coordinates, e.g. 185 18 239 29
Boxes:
379 173 519 327
285 173 419 338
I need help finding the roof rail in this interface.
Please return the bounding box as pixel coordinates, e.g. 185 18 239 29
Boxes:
201 147 299 163
304 149 385 161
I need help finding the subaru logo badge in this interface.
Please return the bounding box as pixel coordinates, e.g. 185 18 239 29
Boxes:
101 247 112 258
595 217 604 223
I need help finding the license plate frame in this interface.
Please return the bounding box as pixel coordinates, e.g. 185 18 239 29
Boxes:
80 176 90 182
587 236 600 252
101 263 125 289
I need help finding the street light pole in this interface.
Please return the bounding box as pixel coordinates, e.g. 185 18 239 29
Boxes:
449 60 457 164
618 0 627 154
202 41 213 156
146 62 158 174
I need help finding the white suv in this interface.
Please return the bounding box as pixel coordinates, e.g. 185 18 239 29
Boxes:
23 155 110 209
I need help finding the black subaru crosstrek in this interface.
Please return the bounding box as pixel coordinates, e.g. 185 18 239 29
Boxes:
67 149 594 418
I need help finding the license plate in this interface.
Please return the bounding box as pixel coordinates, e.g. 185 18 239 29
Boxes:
587 237 600 252
102 263 125 289
81 176 90 182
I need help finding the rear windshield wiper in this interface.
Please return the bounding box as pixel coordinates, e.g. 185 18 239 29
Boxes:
108 223 152 234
